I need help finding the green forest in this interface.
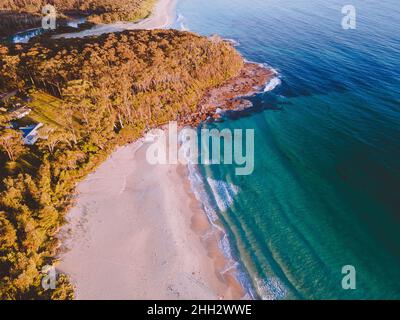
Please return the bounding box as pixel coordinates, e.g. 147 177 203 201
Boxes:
1 0 156 22
0 0 156 37
0 29 244 299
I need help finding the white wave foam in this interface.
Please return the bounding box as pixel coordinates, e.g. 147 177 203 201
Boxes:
220 233 234 260
242 60 281 93
206 178 239 212
256 277 288 300
187 164 219 223
264 76 282 92
224 38 240 47
177 14 189 31
186 165 257 299
244 60 278 73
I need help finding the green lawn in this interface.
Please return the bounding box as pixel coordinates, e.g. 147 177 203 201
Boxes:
1 91 83 177
2 91 71 176
26 91 66 128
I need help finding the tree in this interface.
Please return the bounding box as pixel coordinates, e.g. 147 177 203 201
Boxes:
38 127 72 155
0 211 17 252
0 113 11 127
0 129 27 162
50 274 74 300
0 28 245 300
0 46 21 90
63 80 95 126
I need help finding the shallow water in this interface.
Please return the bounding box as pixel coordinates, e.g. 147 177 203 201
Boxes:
174 0 400 299
7 18 86 43
8 28 46 44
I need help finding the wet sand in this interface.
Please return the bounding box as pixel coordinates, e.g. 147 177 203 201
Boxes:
57 134 244 300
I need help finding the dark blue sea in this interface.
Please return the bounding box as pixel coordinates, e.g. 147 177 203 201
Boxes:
174 0 400 299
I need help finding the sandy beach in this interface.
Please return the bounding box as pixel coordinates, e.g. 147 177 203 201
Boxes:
53 0 177 39
54 0 272 300
57 133 245 300
56 60 273 299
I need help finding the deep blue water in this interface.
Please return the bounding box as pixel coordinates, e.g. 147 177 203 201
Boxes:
174 0 400 299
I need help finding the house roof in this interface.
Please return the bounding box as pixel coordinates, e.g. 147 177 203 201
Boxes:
19 123 43 138
19 123 43 145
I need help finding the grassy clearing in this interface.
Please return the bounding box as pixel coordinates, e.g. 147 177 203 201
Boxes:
26 91 66 128
4 91 72 177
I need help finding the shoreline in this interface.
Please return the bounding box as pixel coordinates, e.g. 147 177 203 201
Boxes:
1 0 177 41
180 61 276 127
186 162 259 299
52 0 275 300
53 0 177 39
2 0 275 300
57 135 246 300
57 61 273 300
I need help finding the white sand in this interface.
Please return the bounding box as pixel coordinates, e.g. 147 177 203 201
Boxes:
57 135 244 300
55 0 245 300
53 0 177 39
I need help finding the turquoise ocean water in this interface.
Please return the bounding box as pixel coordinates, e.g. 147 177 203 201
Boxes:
174 0 400 299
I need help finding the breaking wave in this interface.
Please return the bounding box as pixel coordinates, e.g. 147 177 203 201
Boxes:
187 164 256 299
206 177 239 212
176 14 189 31
264 76 282 92
255 277 289 300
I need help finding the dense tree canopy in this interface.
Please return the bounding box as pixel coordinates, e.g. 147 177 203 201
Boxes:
0 0 156 37
0 29 244 299
1 0 156 23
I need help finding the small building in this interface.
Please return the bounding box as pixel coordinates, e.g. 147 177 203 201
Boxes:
8 105 32 120
19 123 43 145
